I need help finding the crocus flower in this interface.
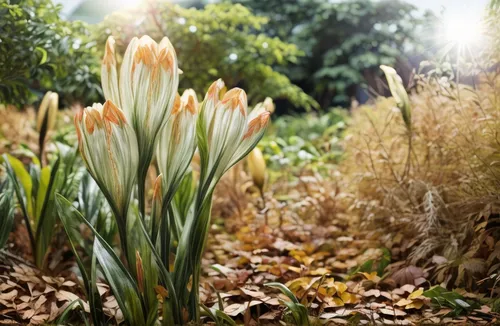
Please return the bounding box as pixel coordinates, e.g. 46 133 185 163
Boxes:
156 89 198 200
74 100 139 218
101 35 179 175
197 79 271 191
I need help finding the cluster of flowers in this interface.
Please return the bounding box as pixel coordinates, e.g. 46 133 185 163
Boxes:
74 35 270 223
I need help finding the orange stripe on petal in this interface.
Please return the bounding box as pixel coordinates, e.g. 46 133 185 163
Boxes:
85 113 96 134
172 94 182 115
103 100 127 125
74 111 83 143
185 95 197 114
102 37 116 70
243 112 270 140
222 88 246 115
153 174 162 201
206 79 225 101
158 48 174 73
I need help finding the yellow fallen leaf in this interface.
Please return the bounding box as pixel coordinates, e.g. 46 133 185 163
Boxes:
309 267 331 276
286 277 310 292
302 256 315 266
325 297 344 307
408 288 424 300
334 282 347 294
360 272 381 282
287 265 302 274
405 300 424 309
340 292 358 304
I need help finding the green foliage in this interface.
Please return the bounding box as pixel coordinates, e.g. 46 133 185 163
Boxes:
0 0 101 107
423 286 481 316
261 109 347 174
1 142 85 269
0 180 15 249
350 248 392 278
56 195 134 326
232 0 435 107
95 2 318 110
265 282 310 326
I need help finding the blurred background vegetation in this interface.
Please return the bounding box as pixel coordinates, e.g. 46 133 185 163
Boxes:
0 0 443 111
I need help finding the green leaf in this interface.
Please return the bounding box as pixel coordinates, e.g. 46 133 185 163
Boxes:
55 299 91 326
0 182 15 249
201 304 237 326
376 248 391 276
265 282 310 326
35 46 48 64
55 194 105 326
55 194 146 326
34 158 60 268
3 154 35 255
5 154 33 217
93 238 146 326
265 282 299 304
35 166 50 223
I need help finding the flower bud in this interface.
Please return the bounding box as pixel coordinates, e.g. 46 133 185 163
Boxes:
101 35 179 176
74 100 138 218
156 89 198 200
36 91 58 133
197 79 270 191
248 147 266 193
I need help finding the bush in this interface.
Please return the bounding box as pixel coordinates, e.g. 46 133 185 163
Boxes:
0 0 101 107
95 2 318 110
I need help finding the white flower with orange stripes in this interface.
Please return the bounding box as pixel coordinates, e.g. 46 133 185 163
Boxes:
101 35 179 176
197 79 270 191
157 89 198 200
74 100 138 218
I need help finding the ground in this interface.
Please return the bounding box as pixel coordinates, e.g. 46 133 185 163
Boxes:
0 169 498 325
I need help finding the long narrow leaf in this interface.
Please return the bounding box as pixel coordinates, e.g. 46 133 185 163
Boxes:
56 194 146 326
2 154 35 255
34 158 60 268
55 194 106 325
0 183 15 249
5 154 33 216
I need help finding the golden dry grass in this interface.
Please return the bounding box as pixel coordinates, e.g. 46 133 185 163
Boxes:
341 71 500 287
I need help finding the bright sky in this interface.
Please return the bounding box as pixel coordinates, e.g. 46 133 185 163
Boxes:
406 0 489 19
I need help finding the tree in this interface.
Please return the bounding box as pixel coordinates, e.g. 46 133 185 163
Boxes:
0 0 102 107
232 0 436 108
95 2 318 110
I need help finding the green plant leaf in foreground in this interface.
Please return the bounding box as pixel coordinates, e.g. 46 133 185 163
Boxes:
56 194 145 326
5 154 33 217
34 158 60 268
55 193 105 326
265 282 310 326
2 154 36 256
0 181 15 249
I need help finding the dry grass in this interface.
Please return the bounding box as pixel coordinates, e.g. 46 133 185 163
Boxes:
341 70 500 288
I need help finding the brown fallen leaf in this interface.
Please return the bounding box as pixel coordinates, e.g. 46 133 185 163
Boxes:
379 307 407 316
363 289 381 297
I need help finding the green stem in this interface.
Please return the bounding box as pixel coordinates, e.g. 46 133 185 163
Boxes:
116 218 130 268
138 169 147 221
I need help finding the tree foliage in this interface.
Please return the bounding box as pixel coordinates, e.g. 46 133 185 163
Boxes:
0 0 102 107
95 2 318 110
232 0 435 107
